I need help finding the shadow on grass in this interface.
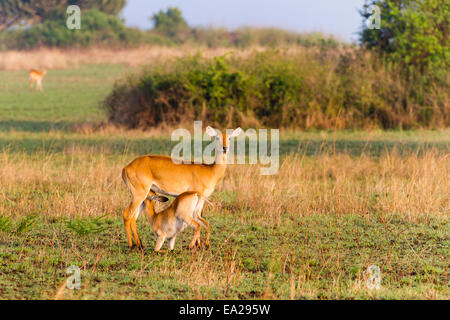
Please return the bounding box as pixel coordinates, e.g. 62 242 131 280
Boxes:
0 134 448 157
0 120 72 133
280 138 449 157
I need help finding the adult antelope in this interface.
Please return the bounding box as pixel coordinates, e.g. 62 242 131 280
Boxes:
122 126 242 250
29 69 47 91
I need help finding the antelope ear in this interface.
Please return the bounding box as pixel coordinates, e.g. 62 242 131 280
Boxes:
229 127 242 138
155 196 169 202
206 126 219 137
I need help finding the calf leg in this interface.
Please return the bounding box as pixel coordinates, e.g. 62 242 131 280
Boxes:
185 217 202 249
195 198 210 247
168 236 177 251
154 235 166 252
197 215 210 248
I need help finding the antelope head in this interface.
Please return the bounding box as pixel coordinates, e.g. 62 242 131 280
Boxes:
206 126 242 163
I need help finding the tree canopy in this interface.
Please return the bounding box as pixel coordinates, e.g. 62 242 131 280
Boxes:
150 7 188 38
360 0 449 72
0 0 126 31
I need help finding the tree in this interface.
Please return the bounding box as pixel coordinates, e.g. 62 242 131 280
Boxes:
151 7 188 38
0 0 126 31
73 0 126 16
360 0 449 72
0 0 61 30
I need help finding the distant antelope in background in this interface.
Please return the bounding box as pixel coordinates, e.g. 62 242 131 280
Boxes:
29 68 47 91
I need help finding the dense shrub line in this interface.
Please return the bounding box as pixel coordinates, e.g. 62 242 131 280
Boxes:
0 8 340 51
103 49 449 129
0 10 172 50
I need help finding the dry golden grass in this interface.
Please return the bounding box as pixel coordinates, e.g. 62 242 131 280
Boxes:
1 147 448 223
0 46 272 70
0 45 353 71
0 140 448 299
224 151 449 223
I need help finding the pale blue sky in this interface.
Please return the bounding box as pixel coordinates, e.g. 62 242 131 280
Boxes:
122 0 367 43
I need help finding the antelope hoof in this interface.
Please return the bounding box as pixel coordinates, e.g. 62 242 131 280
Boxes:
130 244 144 252
189 239 200 250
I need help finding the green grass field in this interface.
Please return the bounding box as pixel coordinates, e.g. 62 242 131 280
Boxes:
0 65 448 299
0 65 127 130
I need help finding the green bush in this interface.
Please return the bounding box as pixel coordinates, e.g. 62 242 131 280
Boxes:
15 215 38 234
66 215 108 236
0 215 14 232
103 50 449 129
0 215 37 234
